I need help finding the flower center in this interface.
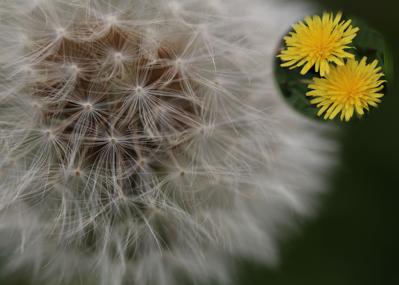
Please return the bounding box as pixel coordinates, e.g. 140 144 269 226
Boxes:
314 40 332 59
341 80 362 103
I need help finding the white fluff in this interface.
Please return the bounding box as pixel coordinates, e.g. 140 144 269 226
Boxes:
0 0 334 284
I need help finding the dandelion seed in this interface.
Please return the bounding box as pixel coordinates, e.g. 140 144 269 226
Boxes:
278 12 359 76
307 57 385 121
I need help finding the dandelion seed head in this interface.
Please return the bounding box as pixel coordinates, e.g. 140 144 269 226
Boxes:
0 1 335 285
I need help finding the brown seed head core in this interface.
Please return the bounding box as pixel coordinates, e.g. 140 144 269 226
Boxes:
29 20 202 196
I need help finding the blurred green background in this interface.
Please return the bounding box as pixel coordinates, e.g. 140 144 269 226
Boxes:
239 0 399 284
1 0 398 284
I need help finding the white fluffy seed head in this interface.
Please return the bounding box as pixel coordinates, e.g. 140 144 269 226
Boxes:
0 0 334 285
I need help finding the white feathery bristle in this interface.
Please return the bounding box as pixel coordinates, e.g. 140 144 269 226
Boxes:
0 0 335 285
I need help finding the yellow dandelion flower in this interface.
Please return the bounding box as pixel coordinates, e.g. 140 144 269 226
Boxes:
307 57 385 122
278 12 359 76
